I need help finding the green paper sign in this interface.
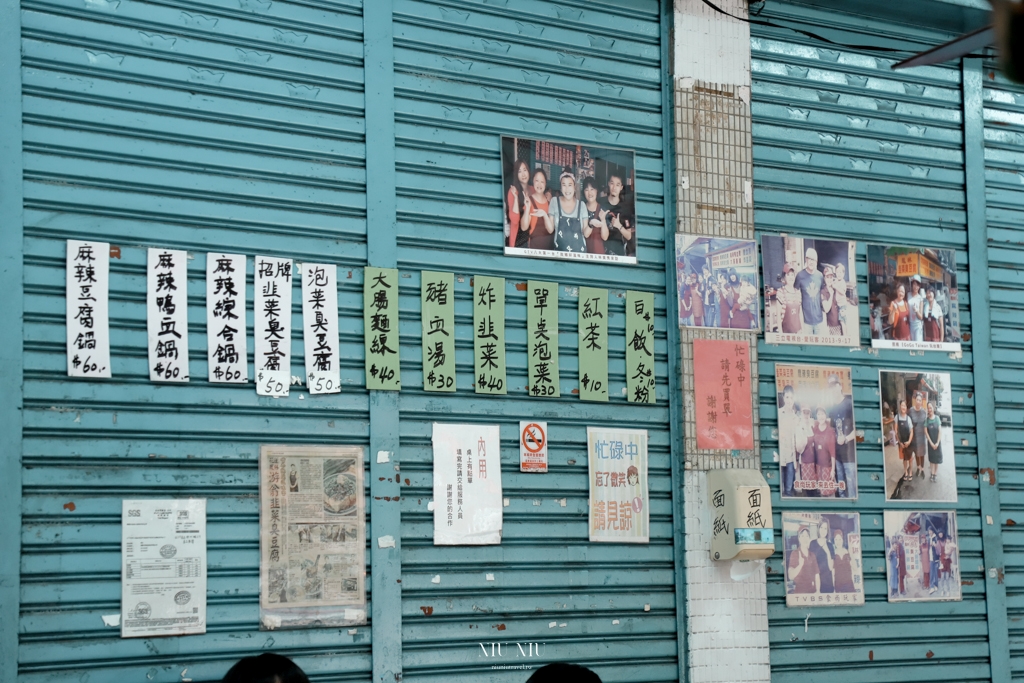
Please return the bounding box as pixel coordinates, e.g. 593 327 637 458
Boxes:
364 267 400 391
421 271 456 392
626 290 656 404
527 280 560 398
578 287 608 402
474 276 506 395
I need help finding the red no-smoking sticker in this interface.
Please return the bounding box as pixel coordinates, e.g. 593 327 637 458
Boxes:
519 421 548 473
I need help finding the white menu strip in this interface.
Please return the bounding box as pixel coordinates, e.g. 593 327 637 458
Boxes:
66 239 112 378
254 255 293 397
206 253 248 383
147 248 190 382
302 263 341 394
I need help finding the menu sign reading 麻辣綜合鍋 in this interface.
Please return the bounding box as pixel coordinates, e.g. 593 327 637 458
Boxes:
578 287 608 402
588 427 649 543
302 263 341 395
421 271 456 392
206 253 248 384
626 290 656 404
527 280 560 397
147 248 190 382
364 267 401 391
259 445 367 629
474 276 506 395
66 239 111 378
121 498 207 638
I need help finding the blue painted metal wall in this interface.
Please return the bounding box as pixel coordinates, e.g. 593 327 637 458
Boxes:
3 0 683 681
751 3 1005 681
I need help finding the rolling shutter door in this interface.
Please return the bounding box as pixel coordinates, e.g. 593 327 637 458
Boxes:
751 3 992 681
985 66 1024 682
390 1 680 680
18 0 371 681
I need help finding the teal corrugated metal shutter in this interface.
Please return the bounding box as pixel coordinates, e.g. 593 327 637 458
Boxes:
985 66 1024 681
752 4 992 681
390 1 678 680
19 0 372 680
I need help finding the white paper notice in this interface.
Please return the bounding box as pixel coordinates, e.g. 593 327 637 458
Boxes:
432 423 503 545
121 498 207 638
147 248 190 382
255 256 293 397
66 239 111 378
302 263 341 395
206 253 247 383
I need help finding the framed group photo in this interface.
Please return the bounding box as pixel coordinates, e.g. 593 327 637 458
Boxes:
675 235 760 330
761 235 859 347
884 510 961 602
782 511 864 607
501 136 637 265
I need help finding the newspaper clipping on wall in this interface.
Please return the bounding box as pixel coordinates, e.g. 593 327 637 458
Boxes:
121 498 207 638
259 445 366 629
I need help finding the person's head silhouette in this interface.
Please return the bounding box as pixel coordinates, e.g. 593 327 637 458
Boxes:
526 662 602 683
222 653 309 683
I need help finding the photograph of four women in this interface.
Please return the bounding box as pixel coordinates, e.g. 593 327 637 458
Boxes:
782 512 864 606
502 136 637 264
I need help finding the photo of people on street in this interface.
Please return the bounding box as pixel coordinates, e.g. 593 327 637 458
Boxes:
775 364 858 500
675 234 759 330
884 510 961 602
868 244 961 352
879 370 957 502
502 136 637 265
762 235 859 347
782 511 864 607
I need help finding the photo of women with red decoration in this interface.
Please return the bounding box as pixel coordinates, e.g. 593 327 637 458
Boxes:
674 234 759 330
867 244 962 352
782 511 864 607
885 510 961 602
502 136 637 265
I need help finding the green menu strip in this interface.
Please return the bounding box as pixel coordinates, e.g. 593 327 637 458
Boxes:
527 280 560 398
421 271 456 392
578 287 609 402
364 267 401 391
474 276 507 395
626 290 656 404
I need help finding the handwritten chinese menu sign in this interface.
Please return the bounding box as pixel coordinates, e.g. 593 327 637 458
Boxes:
474 276 506 395
432 423 503 545
147 248 190 382
255 256 293 397
421 271 455 392
66 239 111 378
626 290 656 404
527 280 560 398
578 287 608 402
693 338 754 450
302 263 340 395
588 427 649 543
364 267 400 391
206 253 247 384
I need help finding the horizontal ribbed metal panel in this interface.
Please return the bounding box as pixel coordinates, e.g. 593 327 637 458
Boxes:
983 64 1024 681
391 1 677 680
752 3 991 682
19 0 371 680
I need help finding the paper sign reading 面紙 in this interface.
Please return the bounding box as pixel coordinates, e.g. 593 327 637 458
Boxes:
302 263 341 395
578 287 608 402
147 248 190 382
474 276 506 395
66 239 112 378
626 290 656 404
433 423 503 545
527 281 560 397
206 253 247 384
121 498 207 638
364 267 400 391
693 338 754 450
519 421 548 473
421 271 456 392
588 427 649 543
255 256 293 397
